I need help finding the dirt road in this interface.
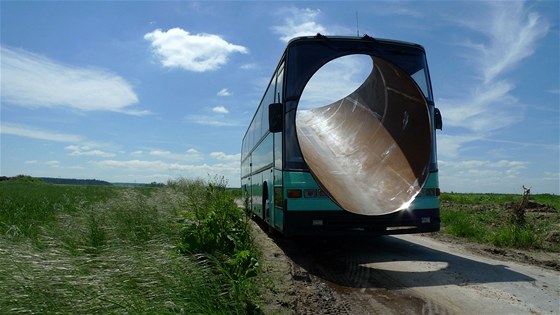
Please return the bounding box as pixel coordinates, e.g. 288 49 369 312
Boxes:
253 222 560 314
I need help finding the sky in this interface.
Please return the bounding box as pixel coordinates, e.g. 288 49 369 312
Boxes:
1 1 558 194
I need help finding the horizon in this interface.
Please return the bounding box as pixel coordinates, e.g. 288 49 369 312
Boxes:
1 1 558 194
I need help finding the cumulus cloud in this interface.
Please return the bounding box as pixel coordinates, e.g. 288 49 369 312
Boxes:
271 8 327 42
0 46 144 114
144 28 248 72
1 123 83 143
212 106 229 114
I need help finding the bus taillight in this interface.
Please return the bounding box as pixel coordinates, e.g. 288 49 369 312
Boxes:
287 189 302 198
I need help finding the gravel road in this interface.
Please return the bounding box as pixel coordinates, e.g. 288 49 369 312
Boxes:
254 223 560 314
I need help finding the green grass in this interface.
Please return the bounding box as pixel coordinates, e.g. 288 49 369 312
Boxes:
440 193 560 251
0 178 260 314
0 181 118 242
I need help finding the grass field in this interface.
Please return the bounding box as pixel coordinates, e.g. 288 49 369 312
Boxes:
0 178 259 314
440 193 560 252
2 177 558 314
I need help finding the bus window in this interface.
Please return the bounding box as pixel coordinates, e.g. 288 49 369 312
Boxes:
253 105 263 145
411 68 432 101
276 65 284 103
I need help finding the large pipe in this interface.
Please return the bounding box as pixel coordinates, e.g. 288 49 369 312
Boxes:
296 57 431 215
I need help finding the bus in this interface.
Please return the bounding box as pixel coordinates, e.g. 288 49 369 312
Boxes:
241 35 442 236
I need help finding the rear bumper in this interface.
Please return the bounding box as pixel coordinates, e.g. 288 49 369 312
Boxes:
282 208 440 237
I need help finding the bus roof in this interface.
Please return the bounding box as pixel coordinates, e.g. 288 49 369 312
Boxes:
286 34 426 53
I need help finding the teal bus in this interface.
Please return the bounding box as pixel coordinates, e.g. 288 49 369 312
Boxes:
241 35 442 236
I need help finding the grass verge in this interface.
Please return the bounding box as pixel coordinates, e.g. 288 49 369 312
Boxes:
0 177 259 314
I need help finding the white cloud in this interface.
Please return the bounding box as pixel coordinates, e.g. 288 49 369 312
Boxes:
543 172 560 181
479 4 549 83
46 160 60 168
144 28 248 72
437 134 481 158
93 159 240 186
149 149 172 157
1 46 144 114
1 123 83 142
240 63 258 70
441 81 522 132
272 8 327 42
217 88 231 96
212 106 229 114
210 152 240 162
185 115 240 127
440 159 528 170
148 148 203 161
69 150 115 158
439 158 531 193
63 144 116 158
441 3 548 133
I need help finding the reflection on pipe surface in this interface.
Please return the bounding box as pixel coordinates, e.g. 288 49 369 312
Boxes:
296 57 431 215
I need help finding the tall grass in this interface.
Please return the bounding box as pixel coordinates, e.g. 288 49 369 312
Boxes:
0 179 260 314
0 181 117 242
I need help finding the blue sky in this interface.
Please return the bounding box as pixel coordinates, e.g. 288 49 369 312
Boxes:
1 1 558 194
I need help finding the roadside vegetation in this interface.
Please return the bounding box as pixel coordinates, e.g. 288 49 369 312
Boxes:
440 191 560 252
0 176 259 314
